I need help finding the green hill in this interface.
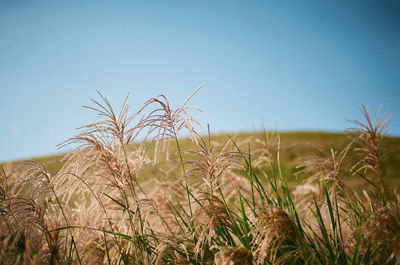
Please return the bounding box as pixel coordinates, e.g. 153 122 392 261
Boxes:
3 131 400 189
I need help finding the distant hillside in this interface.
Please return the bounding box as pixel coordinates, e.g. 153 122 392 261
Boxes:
3 131 400 188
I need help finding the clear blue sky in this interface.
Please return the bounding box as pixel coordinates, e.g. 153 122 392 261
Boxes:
1 0 400 162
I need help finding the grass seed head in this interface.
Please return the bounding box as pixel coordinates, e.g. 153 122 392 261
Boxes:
252 207 301 264
215 246 252 265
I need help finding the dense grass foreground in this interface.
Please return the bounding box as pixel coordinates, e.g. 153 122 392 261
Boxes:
1 88 399 264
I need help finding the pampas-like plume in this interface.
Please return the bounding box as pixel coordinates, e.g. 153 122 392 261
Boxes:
136 85 204 162
0 162 65 265
364 197 400 264
181 134 241 191
296 144 351 192
252 207 301 265
58 91 144 198
192 193 234 258
252 130 280 169
350 104 390 195
215 246 252 265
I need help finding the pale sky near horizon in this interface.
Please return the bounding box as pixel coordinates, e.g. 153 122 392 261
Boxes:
1 0 400 162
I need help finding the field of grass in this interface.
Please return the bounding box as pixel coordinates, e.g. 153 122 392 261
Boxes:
1 90 399 264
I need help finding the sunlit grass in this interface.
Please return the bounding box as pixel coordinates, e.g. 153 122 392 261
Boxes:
1 89 399 264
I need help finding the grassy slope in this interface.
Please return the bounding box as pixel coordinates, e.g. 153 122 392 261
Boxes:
3 131 400 189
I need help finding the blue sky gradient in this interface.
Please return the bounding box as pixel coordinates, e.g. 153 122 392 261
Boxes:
1 0 400 161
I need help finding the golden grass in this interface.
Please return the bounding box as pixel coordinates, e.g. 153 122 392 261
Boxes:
1 88 400 264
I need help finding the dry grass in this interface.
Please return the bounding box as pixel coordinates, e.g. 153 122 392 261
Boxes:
1 88 400 264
